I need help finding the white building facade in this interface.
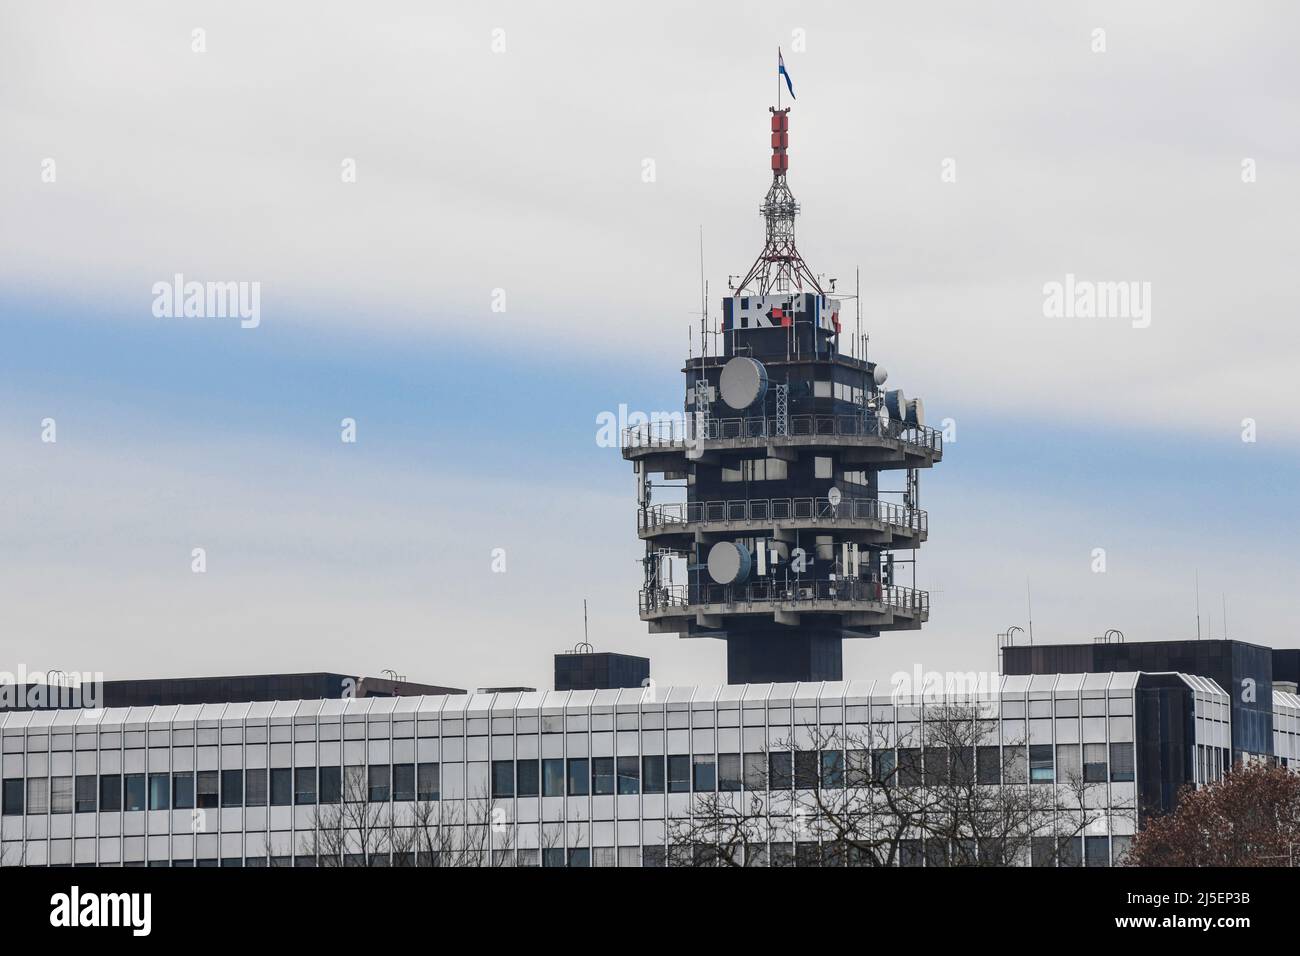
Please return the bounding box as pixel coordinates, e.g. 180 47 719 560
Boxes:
0 672 1243 867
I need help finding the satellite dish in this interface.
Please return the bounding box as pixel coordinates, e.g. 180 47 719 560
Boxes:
719 356 769 410
873 366 889 386
707 541 752 584
905 398 925 427
884 389 907 420
827 487 842 507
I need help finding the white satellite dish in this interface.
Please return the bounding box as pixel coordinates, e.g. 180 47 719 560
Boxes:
718 356 768 410
707 541 752 584
872 366 889 386
906 398 925 427
827 487 842 507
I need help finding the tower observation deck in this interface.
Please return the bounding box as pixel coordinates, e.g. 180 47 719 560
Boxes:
622 103 943 685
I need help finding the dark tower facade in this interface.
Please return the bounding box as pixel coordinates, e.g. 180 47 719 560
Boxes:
622 105 943 685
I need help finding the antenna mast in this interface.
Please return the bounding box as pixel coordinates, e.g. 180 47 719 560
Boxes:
699 226 707 358
1195 570 1201 640
734 103 822 296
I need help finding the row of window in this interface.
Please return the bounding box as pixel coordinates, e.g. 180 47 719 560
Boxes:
1 743 1137 816
2 764 439 815
0 836 1136 868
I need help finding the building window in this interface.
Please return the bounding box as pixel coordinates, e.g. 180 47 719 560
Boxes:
542 758 564 797
517 760 540 798
1055 744 1080 784
1084 835 1110 868
364 765 389 802
642 755 665 794
318 766 341 805
2 779 23 815
842 750 867 788
692 755 716 791
745 753 769 790
1029 745 1054 784
568 848 590 868
591 757 615 795
722 458 790 482
343 766 365 802
1058 836 1082 867
123 774 145 812
820 751 844 789
542 848 566 868
491 760 515 798
769 751 793 789
925 840 950 868
794 750 819 789
976 838 1006 865
195 771 218 809
976 746 1000 785
148 773 170 811
1002 746 1026 784
171 773 194 810
1083 743 1108 783
567 758 589 796
667 755 691 793
898 749 923 788
718 754 743 792
1031 837 1055 867
1110 742 1135 782
220 770 242 808
616 756 640 794
296 767 319 805
872 749 896 785
271 767 294 805
99 774 121 812
75 775 97 813
245 769 268 807
924 748 951 786
416 763 439 801
952 748 974 785
1112 835 1134 865
51 776 74 814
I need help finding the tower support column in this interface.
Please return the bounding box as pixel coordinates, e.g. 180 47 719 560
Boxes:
725 629 844 684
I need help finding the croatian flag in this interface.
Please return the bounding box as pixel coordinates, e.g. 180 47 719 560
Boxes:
778 49 795 100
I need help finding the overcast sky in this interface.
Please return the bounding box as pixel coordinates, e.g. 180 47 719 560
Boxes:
2 0 1298 692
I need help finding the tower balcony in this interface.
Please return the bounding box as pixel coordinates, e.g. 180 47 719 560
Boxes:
638 495 926 549
638 581 930 635
621 413 942 472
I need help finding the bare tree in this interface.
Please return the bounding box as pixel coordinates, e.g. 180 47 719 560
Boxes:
668 703 1131 867
1128 762 1300 866
304 780 520 867
302 766 399 866
666 790 769 866
406 788 516 867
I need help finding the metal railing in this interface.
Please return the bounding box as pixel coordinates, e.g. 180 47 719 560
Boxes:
621 413 942 455
639 581 930 617
638 496 927 535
